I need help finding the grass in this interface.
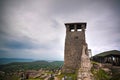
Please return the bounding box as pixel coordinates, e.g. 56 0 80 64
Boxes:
57 73 77 80
27 78 43 80
91 61 111 80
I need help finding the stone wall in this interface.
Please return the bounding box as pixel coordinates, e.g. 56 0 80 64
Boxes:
77 45 92 80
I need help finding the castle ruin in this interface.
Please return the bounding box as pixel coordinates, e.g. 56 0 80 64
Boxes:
62 22 89 73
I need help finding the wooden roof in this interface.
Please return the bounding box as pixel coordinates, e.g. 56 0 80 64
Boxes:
93 50 120 57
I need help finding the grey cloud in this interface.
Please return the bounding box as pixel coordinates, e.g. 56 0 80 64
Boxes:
0 0 120 59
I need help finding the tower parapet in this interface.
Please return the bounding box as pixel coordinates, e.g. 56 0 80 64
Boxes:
65 23 86 32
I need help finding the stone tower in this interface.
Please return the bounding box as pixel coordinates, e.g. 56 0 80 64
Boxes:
62 22 88 73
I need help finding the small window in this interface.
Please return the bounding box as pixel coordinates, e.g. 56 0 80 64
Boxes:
71 29 75 32
77 29 82 31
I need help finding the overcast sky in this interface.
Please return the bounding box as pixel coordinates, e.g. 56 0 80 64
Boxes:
0 0 120 60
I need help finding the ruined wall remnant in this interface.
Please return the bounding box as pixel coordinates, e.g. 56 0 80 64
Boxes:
77 45 92 80
62 22 88 73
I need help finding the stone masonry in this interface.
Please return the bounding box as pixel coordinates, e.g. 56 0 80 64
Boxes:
77 45 92 80
62 22 88 73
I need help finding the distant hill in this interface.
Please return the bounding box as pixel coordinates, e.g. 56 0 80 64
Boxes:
0 60 64 73
0 58 34 65
94 50 120 57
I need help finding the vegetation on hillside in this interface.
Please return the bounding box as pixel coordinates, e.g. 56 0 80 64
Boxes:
0 61 63 80
91 61 111 80
0 61 63 73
